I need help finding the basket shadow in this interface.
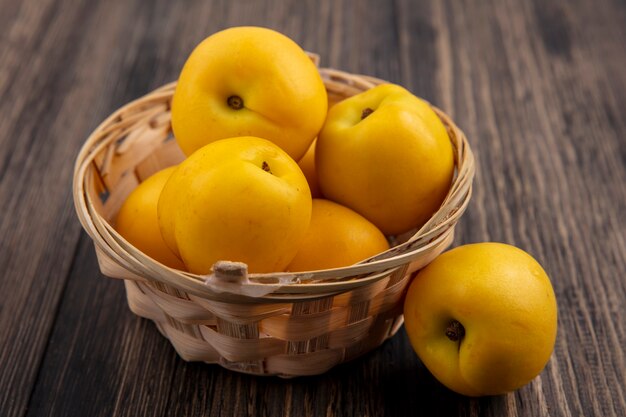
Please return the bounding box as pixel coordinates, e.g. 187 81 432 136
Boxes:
168 325 504 416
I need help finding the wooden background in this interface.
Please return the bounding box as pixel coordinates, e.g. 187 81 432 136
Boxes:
1 0 625 416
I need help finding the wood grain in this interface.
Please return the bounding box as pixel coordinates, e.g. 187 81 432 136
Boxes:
0 0 624 416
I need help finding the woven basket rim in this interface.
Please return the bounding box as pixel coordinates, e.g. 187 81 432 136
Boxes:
72 66 475 300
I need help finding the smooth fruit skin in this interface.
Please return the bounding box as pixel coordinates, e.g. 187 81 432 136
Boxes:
157 136 312 274
316 83 454 235
403 243 558 397
286 199 390 272
171 26 327 161
115 166 186 270
297 139 322 198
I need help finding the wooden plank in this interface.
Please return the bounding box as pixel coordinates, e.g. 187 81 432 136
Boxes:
0 1 133 416
393 0 626 415
0 0 228 415
25 236 177 417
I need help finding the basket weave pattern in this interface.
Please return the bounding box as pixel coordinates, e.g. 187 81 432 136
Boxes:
73 67 474 377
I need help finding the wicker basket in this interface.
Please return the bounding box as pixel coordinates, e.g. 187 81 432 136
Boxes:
72 64 474 377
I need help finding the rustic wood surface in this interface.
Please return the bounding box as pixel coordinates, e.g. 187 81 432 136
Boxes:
1 0 625 416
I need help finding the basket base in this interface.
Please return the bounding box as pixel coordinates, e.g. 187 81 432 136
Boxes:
124 274 408 377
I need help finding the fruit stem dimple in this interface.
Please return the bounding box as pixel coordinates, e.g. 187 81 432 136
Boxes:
445 320 465 342
361 107 374 120
227 95 244 110
262 161 272 174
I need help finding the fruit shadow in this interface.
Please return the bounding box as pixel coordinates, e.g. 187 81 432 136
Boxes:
253 326 507 416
